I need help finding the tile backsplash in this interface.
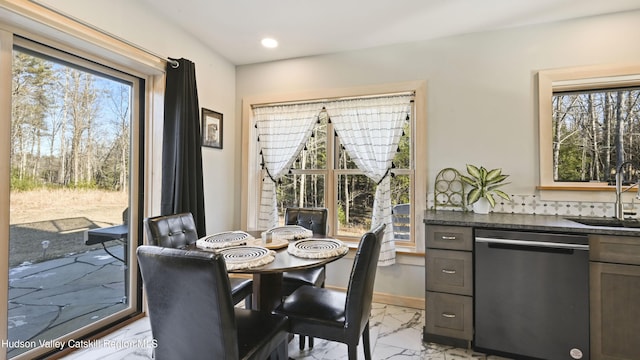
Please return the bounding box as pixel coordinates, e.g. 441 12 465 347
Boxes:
427 193 639 218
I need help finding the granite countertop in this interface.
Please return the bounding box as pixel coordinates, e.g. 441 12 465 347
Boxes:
424 210 640 237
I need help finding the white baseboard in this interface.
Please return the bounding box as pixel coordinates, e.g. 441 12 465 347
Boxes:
372 292 424 310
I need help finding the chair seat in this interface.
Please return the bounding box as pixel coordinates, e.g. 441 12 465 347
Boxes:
235 308 289 360
278 286 347 328
282 267 325 296
230 277 253 306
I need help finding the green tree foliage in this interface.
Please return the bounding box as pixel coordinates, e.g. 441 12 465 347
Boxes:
12 52 56 183
391 121 411 205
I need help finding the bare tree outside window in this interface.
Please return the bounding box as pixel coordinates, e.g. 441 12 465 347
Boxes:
553 88 640 184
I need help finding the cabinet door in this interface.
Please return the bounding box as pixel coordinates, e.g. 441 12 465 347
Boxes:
590 262 640 360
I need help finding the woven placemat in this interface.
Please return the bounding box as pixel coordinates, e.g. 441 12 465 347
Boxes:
195 231 254 250
262 225 313 242
287 238 349 259
218 246 276 270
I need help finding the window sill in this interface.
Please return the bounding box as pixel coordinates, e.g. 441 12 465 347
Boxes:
396 246 423 256
536 184 615 191
343 241 420 254
342 242 423 267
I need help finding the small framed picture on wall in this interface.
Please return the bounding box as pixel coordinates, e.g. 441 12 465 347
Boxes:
201 108 223 149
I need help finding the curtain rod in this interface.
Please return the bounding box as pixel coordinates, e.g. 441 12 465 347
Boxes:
251 91 415 109
32 1 179 69
167 58 180 68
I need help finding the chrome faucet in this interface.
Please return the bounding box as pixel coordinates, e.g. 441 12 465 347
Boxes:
615 161 640 220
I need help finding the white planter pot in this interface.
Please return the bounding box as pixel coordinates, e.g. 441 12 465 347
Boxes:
472 197 491 214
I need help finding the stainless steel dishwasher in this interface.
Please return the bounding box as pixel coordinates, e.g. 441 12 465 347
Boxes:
474 229 589 360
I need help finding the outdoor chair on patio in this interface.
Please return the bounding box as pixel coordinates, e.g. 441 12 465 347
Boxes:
137 245 289 360
275 224 386 360
144 212 253 307
392 203 410 241
282 207 328 349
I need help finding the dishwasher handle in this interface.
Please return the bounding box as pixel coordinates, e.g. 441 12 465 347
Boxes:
475 237 589 251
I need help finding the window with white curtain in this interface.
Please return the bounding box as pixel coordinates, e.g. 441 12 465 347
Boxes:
280 105 413 233
252 92 416 265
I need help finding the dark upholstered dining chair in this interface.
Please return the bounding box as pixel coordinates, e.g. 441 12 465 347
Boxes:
144 212 253 307
137 245 289 360
275 224 386 360
282 207 328 349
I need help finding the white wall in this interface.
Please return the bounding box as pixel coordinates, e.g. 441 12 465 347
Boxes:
236 10 640 302
236 10 640 197
39 0 240 233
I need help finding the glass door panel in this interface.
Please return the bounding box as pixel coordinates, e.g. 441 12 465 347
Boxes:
8 45 134 358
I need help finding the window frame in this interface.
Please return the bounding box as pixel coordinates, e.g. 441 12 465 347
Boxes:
241 81 427 250
538 64 640 194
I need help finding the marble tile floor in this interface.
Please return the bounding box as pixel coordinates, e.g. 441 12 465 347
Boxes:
61 303 511 360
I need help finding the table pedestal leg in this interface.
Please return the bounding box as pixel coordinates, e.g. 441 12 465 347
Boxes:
252 273 283 312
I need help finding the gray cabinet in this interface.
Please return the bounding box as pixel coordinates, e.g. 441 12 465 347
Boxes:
424 225 473 346
590 235 640 360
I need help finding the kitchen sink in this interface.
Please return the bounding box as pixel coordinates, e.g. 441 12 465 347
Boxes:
565 216 640 228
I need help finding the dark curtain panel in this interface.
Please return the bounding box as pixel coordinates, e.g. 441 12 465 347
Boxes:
161 58 206 236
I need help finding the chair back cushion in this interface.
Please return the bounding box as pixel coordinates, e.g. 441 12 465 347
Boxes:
345 224 386 334
144 212 198 248
137 245 239 360
284 207 328 235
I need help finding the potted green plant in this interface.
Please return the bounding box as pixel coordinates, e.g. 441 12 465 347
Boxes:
460 164 510 213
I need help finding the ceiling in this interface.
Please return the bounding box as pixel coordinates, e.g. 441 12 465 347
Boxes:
138 0 640 65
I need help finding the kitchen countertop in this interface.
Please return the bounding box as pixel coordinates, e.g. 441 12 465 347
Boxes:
424 210 640 237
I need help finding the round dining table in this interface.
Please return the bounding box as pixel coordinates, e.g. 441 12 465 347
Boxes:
187 231 349 312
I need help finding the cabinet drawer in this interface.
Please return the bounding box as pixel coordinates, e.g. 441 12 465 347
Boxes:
425 291 473 340
426 225 472 251
426 249 472 295
590 235 640 265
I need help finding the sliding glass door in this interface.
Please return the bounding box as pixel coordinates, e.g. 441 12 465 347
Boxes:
5 38 143 359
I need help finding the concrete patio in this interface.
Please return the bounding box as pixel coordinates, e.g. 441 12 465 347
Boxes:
7 244 127 358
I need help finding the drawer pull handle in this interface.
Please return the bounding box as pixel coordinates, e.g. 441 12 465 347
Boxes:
441 313 456 318
441 269 456 274
441 235 457 240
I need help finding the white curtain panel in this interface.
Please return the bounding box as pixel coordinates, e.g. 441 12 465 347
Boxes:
325 95 413 265
254 103 324 229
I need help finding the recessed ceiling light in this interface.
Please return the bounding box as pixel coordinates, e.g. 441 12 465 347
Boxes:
261 38 278 48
